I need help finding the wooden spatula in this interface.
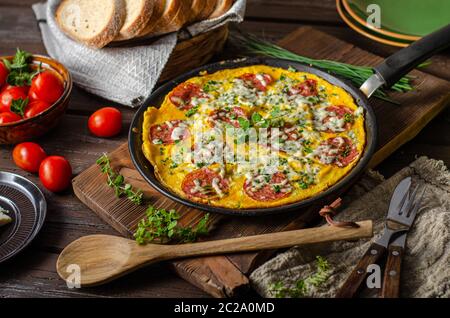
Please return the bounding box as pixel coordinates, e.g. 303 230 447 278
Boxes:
57 220 372 287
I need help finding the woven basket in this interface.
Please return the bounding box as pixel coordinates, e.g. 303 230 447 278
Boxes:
159 25 229 82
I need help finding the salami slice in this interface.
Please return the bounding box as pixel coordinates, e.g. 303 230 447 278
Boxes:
322 105 354 132
239 73 273 91
208 107 247 128
169 83 206 110
182 168 229 199
316 137 358 167
150 120 189 145
244 172 292 201
289 79 318 96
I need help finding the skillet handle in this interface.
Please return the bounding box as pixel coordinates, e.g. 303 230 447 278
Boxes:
374 23 450 88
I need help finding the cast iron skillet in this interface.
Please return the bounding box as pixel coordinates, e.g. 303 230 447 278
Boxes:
129 24 450 216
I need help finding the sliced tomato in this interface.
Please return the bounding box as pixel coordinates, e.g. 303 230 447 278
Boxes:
317 137 358 167
0 112 22 124
289 79 318 96
169 83 205 110
182 168 229 199
244 172 292 202
0 86 27 113
150 120 189 145
24 100 52 119
209 107 247 128
239 73 273 91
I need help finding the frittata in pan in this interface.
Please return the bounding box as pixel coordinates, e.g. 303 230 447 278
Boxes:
142 65 365 209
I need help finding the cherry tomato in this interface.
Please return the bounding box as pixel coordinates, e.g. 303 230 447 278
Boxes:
24 100 51 119
0 61 8 88
39 156 72 192
0 112 22 124
0 86 27 113
29 71 64 104
12 142 47 173
28 88 40 102
88 107 122 138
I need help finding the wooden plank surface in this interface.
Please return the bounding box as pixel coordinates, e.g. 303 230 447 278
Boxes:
72 27 450 297
0 0 449 298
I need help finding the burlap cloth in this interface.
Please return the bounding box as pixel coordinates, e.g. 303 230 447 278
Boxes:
250 157 450 298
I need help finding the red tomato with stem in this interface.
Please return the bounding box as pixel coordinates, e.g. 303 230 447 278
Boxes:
0 86 27 113
0 112 21 124
13 142 48 173
0 62 8 88
29 71 64 104
88 107 122 138
24 100 51 119
39 156 72 192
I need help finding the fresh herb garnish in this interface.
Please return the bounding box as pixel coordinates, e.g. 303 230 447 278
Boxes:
97 154 143 205
185 106 199 117
344 113 354 123
269 256 331 298
3 48 41 86
237 117 250 130
10 97 28 117
203 80 219 93
134 206 210 244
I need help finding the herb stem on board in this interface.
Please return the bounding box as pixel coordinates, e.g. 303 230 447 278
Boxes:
96 154 143 205
134 206 210 244
229 32 418 104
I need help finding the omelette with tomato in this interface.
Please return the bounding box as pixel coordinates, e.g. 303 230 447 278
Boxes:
142 65 366 209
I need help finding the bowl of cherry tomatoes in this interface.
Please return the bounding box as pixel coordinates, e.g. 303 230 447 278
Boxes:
0 49 72 144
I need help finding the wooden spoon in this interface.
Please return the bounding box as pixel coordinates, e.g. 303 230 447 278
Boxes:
57 220 372 287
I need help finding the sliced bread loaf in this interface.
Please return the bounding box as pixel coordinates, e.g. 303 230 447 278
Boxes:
115 0 155 40
144 0 188 37
209 0 234 19
136 0 167 37
190 0 217 23
56 0 126 48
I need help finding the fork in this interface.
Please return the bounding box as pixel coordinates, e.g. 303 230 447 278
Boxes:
335 182 425 298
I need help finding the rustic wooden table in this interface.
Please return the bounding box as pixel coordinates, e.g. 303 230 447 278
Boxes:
0 0 449 298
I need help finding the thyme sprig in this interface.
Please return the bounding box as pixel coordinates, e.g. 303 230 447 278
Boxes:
96 154 143 205
269 256 331 298
134 206 210 244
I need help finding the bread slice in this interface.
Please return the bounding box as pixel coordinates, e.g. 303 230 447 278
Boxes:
115 0 154 40
56 0 126 48
190 0 216 23
209 0 234 19
149 0 188 36
137 0 167 37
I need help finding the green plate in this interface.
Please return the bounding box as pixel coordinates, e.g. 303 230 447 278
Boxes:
348 0 450 36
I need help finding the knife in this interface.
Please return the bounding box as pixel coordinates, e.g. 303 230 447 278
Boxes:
380 232 406 298
335 177 416 298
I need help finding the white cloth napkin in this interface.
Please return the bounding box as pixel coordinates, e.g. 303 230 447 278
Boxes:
32 0 246 107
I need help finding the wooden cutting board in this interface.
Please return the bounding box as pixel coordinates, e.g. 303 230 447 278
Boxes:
72 27 450 297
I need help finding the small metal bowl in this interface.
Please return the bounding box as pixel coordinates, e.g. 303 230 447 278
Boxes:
0 171 46 264
0 55 73 145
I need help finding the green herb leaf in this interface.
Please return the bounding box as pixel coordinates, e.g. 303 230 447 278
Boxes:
10 97 28 117
4 49 41 87
134 206 210 244
185 106 199 117
268 256 331 298
237 117 250 130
